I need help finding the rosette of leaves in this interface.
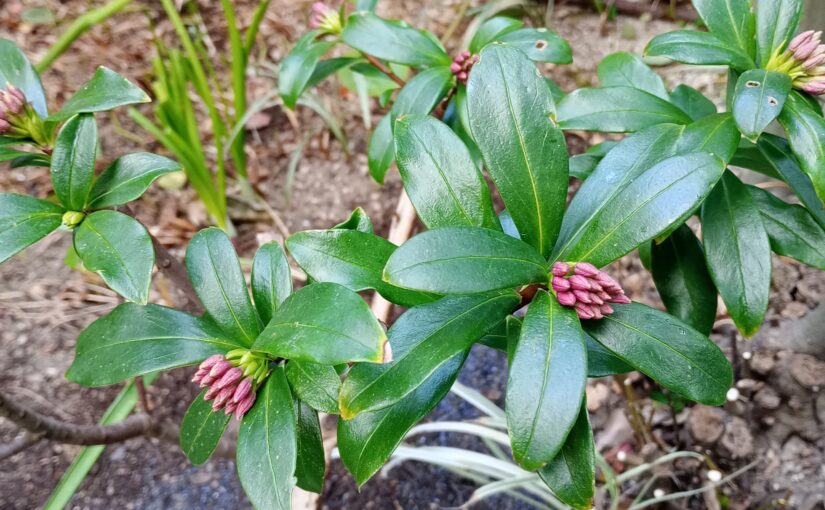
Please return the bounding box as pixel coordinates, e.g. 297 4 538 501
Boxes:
552 0 825 339
286 44 733 509
68 227 389 507
278 2 571 183
0 39 181 305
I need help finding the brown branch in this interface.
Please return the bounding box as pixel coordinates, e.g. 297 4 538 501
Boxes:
0 431 43 461
362 53 406 87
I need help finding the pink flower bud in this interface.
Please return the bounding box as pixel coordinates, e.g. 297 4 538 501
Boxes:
794 38 820 60
460 50 470 60
588 292 604 306
551 262 570 277
611 294 631 304
591 305 603 320
573 262 599 277
568 274 592 291
199 354 225 371
575 303 595 319
235 392 257 420
7 84 24 104
595 272 620 290
233 377 253 403
803 52 825 70
573 289 592 304
551 276 571 292
212 386 235 409
214 367 243 390
450 62 462 73
803 79 825 94
191 368 207 384
556 291 576 306
224 401 238 415
204 384 221 401
600 304 614 315
597 291 611 301
789 30 816 52
209 360 232 379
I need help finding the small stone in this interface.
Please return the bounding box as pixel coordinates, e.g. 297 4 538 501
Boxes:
789 354 825 388
720 417 754 458
749 352 776 375
754 387 781 410
688 405 725 444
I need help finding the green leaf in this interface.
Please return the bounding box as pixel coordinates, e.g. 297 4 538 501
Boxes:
506 291 587 470
0 192 63 264
651 224 718 335
368 67 453 183
701 171 771 337
180 390 231 465
758 134 825 230
186 228 261 345
384 227 548 294
498 28 572 64
755 0 803 67
333 207 374 233
469 17 523 53
538 404 595 510
9 153 51 168
48 67 150 122
584 303 733 405
50 113 98 210
339 291 518 419
342 12 451 67
554 152 725 268
253 283 388 365
749 185 825 269
674 113 741 164
308 57 360 91
0 147 38 162
0 38 48 117
645 30 756 72
287 229 436 307
692 0 756 57
394 114 498 230
87 153 180 209
251 242 292 325
338 348 467 486
669 84 718 121
778 92 825 204
279 30 335 109
237 367 296 510
286 361 342 414
730 140 783 179
73 211 154 304
597 52 669 100
294 399 325 493
733 70 792 142
67 303 240 386
557 87 692 132
585 334 632 377
467 44 568 257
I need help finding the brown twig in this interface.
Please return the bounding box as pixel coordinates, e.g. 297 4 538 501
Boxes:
135 376 151 414
0 431 43 461
362 53 406 87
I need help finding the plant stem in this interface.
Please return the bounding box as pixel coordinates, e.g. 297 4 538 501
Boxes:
362 53 406 87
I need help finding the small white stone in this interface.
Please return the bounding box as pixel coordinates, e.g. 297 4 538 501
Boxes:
653 489 665 498
742 351 752 360
616 450 627 462
726 387 740 402
707 470 722 482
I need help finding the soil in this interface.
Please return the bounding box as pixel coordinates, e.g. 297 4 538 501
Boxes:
1 1 824 510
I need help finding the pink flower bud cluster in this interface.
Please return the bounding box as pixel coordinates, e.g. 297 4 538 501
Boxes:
192 354 257 420
768 31 825 95
0 83 26 135
309 2 342 34
551 262 630 320
450 51 479 85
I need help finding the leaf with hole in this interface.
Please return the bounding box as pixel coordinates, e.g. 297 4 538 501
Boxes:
733 70 791 141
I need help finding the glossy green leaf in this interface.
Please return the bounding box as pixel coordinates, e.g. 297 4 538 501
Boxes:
597 52 668 100
48 67 150 122
538 404 595 510
692 0 756 57
9 153 51 168
333 207 374 233
469 17 523 53
0 147 37 162
467 44 568 256
294 399 325 493
555 152 725 267
253 283 388 365
778 92 825 204
569 141 619 181
279 30 334 109
237 367 296 510
73 211 154 304
51 113 98 210
368 67 453 183
338 61 401 97
0 192 63 264
251 242 292 325
585 334 632 377
755 0 803 67
186 228 261 345
286 361 341 414
674 113 741 164
669 84 718 121
384 227 548 294
0 38 48 117
180 391 230 465
342 12 451 67
758 134 825 230
498 28 572 64
507 291 587 470
87 153 180 209
584 303 733 405
287 229 436 307
701 171 771 337
394 114 498 230
338 348 467 486
651 224 717 335
67 303 239 387
733 70 791 141
557 87 692 132
749 185 825 269
730 140 782 179
645 30 756 72
340 291 519 419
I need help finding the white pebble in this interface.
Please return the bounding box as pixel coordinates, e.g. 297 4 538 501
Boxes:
707 470 722 482
742 351 752 360
726 387 740 402
653 489 665 498
616 450 627 462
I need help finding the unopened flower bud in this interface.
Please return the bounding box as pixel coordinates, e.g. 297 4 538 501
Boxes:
209 360 232 379
803 79 825 94
612 294 631 304
551 262 569 277
212 386 236 409
789 30 815 52
568 274 591 291
199 354 224 371
309 2 342 34
573 289 592 304
551 276 571 292
234 392 256 420
575 303 595 319
600 304 614 315
215 367 243 390
61 211 85 229
224 401 238 415
204 384 222 401
573 262 599 277
803 53 825 70
233 377 253 404
0 118 11 134
794 37 821 61
450 62 462 73
556 291 576 306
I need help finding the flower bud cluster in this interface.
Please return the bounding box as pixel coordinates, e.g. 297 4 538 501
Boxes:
766 30 825 95
309 2 343 35
0 83 29 137
191 350 269 420
450 51 479 85
551 262 630 320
